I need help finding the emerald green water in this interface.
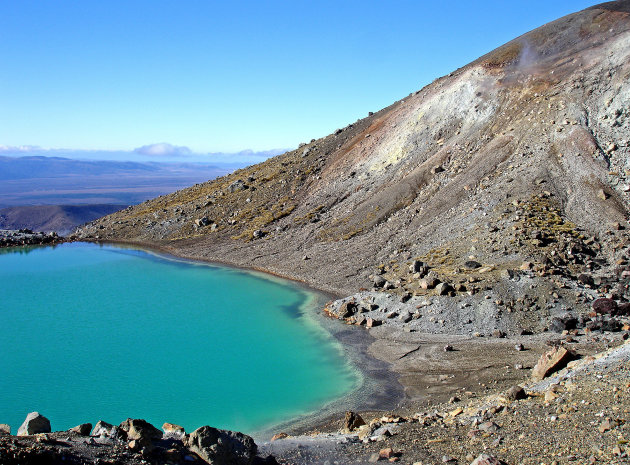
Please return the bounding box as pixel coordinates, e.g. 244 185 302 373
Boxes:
0 242 359 434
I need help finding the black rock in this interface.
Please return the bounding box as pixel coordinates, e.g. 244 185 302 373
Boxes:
464 260 482 270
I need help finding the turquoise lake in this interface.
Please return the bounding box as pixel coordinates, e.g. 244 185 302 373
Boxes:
0 242 359 435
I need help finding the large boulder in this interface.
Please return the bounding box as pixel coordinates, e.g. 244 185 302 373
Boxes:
531 346 575 381
92 420 122 438
593 298 617 315
119 418 162 441
17 412 51 436
69 423 92 436
342 411 366 433
185 426 257 465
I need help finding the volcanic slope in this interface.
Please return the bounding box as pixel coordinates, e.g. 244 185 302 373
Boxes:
80 1 630 310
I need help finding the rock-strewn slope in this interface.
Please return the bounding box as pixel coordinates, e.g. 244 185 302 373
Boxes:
78 2 630 307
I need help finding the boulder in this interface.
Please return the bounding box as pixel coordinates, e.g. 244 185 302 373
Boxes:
549 315 578 332
435 282 453 295
410 260 427 274
577 273 594 286
617 302 630 316
531 346 575 381
379 447 396 459
373 275 386 288
502 385 526 401
338 301 357 319
366 317 382 328
185 426 257 465
17 412 51 436
195 217 212 227
420 276 440 289
163 422 185 436
593 298 617 315
119 419 162 445
0 424 10 435
92 421 121 438
228 180 248 192
464 260 482 270
342 411 366 433
270 433 288 441
69 423 92 436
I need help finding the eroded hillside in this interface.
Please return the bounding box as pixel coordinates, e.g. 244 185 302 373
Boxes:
78 2 630 307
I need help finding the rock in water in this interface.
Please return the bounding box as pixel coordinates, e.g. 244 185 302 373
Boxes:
531 346 575 380
0 424 11 435
343 411 366 433
17 412 51 436
186 426 257 465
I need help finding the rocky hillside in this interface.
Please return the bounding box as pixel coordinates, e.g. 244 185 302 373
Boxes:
78 1 630 318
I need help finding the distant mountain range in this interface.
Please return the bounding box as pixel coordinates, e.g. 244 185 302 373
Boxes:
0 204 128 235
0 156 233 208
0 155 252 232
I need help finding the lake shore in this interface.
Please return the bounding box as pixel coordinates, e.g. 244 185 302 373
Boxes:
2 239 629 465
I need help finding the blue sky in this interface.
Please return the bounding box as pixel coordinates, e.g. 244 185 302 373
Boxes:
0 1 596 158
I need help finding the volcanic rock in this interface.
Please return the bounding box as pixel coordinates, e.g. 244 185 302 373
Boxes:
186 426 257 465
532 346 575 380
69 423 92 436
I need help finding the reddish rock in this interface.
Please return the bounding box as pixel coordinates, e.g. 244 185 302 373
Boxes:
593 298 617 315
532 346 575 380
379 448 395 459
271 433 288 441
616 302 630 316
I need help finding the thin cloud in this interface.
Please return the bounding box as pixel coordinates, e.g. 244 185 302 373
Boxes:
0 145 44 153
134 142 192 157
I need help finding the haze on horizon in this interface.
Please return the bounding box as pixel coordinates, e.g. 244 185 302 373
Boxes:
0 0 596 161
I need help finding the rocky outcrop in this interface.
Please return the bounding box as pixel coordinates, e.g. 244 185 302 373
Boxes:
0 229 63 248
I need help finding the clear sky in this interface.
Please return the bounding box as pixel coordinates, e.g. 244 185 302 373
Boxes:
0 0 597 157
